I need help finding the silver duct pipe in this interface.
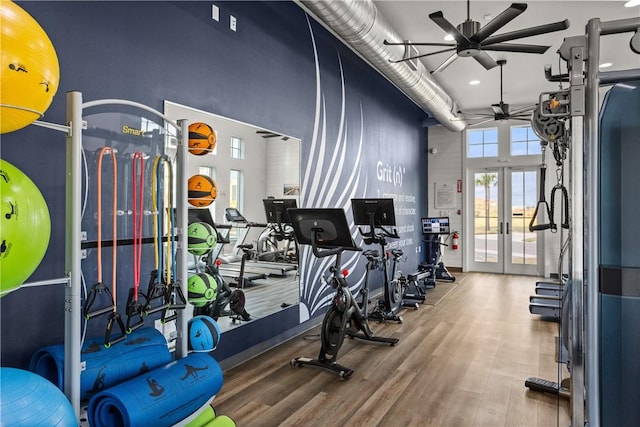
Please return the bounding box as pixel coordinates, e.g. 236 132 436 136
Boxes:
298 0 467 131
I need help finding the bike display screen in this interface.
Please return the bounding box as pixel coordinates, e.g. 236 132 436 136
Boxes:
421 217 450 234
263 198 297 224
351 198 396 226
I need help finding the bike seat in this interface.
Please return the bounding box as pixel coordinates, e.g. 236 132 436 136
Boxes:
363 249 380 259
391 249 404 258
238 244 254 251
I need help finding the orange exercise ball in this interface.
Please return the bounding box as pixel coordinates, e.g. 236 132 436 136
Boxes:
1 1 60 134
188 175 218 207
188 122 217 156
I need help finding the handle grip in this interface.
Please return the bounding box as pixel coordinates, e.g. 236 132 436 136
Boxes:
83 283 115 320
104 312 126 348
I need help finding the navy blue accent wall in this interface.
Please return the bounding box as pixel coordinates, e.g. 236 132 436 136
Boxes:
1 1 428 368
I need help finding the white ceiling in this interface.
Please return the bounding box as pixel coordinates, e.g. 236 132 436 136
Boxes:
374 0 640 116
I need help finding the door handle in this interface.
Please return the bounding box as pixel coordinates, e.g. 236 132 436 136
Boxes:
506 222 510 235
499 222 503 234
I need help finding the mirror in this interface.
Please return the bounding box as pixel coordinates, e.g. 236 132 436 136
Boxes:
164 101 300 332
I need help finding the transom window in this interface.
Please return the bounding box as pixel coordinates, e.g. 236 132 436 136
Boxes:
467 128 498 158
511 125 542 156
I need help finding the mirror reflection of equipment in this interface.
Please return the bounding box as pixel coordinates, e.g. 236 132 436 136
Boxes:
187 207 251 324
163 100 301 329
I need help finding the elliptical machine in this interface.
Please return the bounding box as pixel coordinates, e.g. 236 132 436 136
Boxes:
288 208 398 379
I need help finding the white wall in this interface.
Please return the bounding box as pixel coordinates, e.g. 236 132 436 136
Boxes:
428 122 563 277
427 125 464 268
265 138 301 207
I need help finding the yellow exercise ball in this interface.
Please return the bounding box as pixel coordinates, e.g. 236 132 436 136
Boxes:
1 0 60 134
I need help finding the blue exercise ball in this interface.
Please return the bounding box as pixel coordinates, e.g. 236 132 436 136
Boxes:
0 367 77 426
188 315 221 352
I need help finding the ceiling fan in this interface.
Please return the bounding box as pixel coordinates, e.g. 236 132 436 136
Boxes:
457 59 537 127
256 130 290 141
384 1 569 73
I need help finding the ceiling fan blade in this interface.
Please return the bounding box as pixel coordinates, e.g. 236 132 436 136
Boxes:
256 130 281 138
388 47 457 64
469 118 496 127
509 104 538 115
472 50 498 70
470 3 527 43
457 113 494 119
481 19 570 46
383 40 456 47
429 11 470 44
431 52 459 73
482 43 549 54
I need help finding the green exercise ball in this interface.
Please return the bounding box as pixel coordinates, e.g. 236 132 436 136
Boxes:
0 159 51 296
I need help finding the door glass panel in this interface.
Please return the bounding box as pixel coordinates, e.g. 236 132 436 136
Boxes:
511 170 537 265
474 172 499 263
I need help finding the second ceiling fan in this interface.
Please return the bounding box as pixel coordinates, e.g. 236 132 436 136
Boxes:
385 1 569 73
456 59 537 127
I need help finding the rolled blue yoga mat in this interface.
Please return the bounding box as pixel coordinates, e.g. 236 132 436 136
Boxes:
29 327 171 400
88 352 223 427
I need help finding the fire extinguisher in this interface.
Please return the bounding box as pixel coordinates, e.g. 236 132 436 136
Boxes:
452 231 459 250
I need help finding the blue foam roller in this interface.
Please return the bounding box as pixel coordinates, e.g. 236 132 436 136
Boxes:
88 352 223 427
29 327 171 400
0 367 78 426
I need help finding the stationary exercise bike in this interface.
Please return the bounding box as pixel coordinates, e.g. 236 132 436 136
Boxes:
352 198 416 324
258 198 299 263
418 217 456 288
288 208 399 379
194 251 251 323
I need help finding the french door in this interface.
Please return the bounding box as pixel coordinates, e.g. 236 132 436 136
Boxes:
467 167 541 275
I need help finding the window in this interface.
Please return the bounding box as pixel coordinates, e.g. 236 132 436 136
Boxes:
467 128 498 158
198 165 216 180
511 125 542 156
198 166 217 218
230 136 245 159
229 169 243 212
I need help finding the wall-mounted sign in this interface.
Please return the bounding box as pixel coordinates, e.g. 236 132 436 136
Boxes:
434 182 455 209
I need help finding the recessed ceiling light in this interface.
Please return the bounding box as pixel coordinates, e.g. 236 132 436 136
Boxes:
444 34 455 41
469 80 480 85
624 0 640 7
599 62 613 68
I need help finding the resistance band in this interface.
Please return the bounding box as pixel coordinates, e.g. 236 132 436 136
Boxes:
159 155 186 322
144 155 171 315
125 152 145 333
83 147 126 347
144 155 185 321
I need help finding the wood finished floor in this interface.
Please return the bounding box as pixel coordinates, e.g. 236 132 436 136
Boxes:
213 273 569 427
